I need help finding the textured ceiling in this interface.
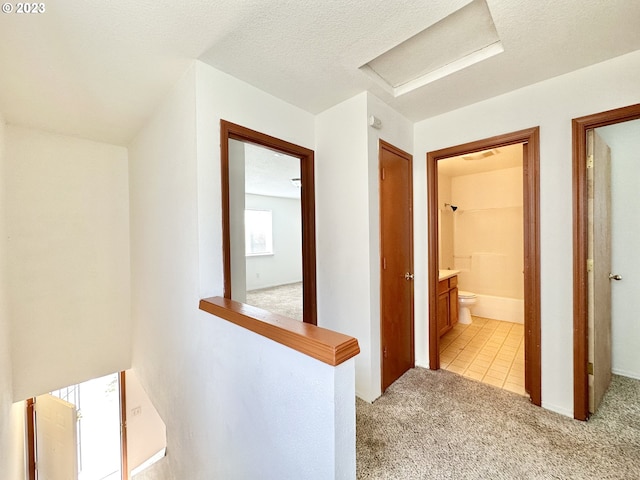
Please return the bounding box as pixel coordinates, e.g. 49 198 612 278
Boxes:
0 0 639 145
239 141 301 199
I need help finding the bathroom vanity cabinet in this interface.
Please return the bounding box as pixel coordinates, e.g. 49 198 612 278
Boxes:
438 275 458 336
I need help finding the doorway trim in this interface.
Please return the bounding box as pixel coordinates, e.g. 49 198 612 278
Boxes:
26 371 129 480
119 371 129 479
572 103 640 420
427 127 541 406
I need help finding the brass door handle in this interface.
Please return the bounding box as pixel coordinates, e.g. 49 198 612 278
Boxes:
609 274 622 281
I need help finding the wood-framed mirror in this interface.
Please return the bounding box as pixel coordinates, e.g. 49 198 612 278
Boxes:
220 120 317 325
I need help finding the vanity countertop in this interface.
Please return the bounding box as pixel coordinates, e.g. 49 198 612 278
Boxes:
438 269 460 281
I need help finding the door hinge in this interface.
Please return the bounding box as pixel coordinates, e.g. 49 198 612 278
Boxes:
381 167 386 180
383 346 388 358
587 259 594 272
383 257 387 270
587 362 594 375
587 154 594 169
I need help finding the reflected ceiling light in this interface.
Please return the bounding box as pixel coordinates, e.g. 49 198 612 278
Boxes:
461 148 499 161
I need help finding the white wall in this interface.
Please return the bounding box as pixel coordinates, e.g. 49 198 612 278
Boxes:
451 166 524 300
438 174 454 269
195 62 316 299
129 63 200 479
129 61 356 479
5 125 131 401
0 114 26 480
598 123 640 379
414 50 640 416
245 194 302 290
315 93 372 400
0 112 11 473
315 92 412 402
125 369 166 472
6 402 26 479
229 139 247 302
204 320 355 479
366 93 414 395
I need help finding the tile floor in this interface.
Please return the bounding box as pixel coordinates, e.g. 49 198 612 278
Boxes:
440 316 526 396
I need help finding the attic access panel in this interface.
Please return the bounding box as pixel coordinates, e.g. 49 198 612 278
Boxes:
361 0 503 97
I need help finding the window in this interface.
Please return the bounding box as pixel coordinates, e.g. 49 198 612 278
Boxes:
245 209 273 256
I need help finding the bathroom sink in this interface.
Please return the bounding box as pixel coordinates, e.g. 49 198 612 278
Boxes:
438 269 460 280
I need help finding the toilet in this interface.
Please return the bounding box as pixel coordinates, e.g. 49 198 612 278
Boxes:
458 291 477 325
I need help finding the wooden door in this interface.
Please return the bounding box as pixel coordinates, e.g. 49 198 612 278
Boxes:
380 140 414 392
588 129 613 413
35 394 78 480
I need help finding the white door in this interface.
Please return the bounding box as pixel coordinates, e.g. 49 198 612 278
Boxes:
36 394 78 480
588 129 613 414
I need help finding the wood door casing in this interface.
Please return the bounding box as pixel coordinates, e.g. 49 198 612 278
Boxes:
427 127 541 406
572 103 640 420
380 140 414 392
120 371 130 480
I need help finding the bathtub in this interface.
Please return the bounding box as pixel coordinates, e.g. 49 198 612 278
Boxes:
472 294 524 324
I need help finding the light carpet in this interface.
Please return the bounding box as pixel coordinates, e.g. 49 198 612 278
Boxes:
357 368 640 479
245 282 303 321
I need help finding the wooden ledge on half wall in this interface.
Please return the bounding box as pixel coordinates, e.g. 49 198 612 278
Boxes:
199 296 360 367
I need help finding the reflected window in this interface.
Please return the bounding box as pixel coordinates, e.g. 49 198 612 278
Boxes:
245 209 273 256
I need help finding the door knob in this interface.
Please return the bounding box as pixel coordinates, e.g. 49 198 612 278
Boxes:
405 272 414 280
609 273 623 281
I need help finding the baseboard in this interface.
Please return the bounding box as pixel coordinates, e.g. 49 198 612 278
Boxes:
612 368 640 380
356 390 381 404
541 401 573 418
131 448 167 476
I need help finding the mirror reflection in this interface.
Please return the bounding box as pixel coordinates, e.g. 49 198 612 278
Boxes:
228 139 304 320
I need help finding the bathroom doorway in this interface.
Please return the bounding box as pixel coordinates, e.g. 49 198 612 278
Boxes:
427 127 541 406
572 103 640 420
436 144 525 395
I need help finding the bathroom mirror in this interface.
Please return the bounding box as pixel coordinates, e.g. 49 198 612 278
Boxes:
220 120 317 325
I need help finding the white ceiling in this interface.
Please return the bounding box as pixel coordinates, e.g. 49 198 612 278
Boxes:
1 0 639 145
239 141 301 199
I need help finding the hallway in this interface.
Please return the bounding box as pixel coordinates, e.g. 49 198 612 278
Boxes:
356 368 640 479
